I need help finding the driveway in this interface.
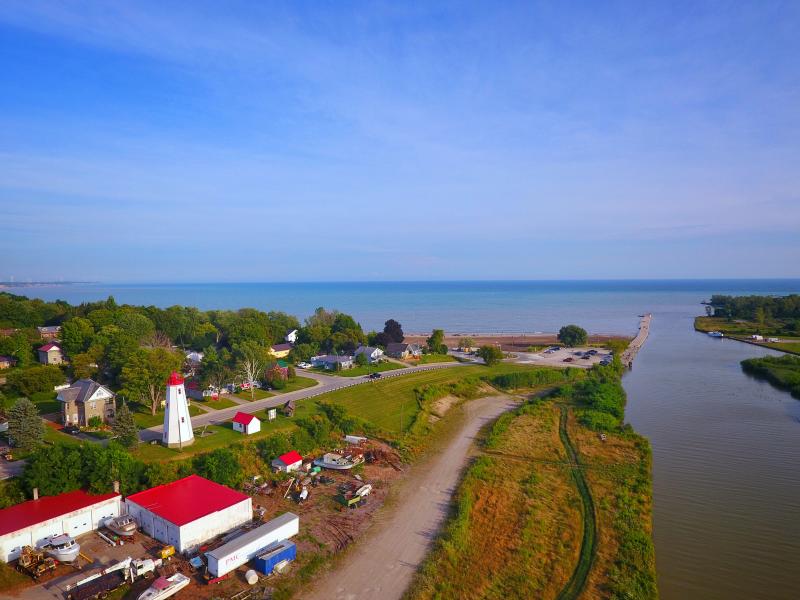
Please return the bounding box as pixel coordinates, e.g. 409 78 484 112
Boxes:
303 394 519 600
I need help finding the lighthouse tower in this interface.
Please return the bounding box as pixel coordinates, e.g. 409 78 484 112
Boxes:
162 372 194 448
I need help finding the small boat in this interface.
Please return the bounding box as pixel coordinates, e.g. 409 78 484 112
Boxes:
105 515 138 537
313 452 365 470
707 331 724 338
41 534 80 562
137 573 191 600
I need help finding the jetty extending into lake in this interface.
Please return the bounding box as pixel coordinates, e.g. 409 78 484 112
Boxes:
622 313 651 367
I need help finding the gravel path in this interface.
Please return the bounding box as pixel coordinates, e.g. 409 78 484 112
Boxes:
304 394 519 600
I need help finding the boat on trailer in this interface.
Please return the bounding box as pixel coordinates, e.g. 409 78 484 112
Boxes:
41 534 80 562
105 515 138 537
313 452 365 470
137 572 191 600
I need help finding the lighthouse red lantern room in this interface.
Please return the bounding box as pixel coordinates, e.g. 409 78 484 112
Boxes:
162 371 194 448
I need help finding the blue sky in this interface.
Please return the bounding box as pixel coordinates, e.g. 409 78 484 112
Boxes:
1 1 799 282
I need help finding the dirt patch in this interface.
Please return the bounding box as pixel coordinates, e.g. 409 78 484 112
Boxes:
429 395 459 422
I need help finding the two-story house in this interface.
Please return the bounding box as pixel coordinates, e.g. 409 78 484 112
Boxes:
57 379 116 427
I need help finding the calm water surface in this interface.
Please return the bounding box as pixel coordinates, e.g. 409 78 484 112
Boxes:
12 278 800 597
625 307 800 600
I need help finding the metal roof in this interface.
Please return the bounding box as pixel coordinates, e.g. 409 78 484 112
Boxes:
0 490 119 537
125 475 249 527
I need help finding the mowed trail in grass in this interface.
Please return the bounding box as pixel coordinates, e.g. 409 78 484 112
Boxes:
408 401 582 600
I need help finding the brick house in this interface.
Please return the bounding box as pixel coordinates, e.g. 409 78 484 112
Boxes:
57 379 116 427
37 325 62 340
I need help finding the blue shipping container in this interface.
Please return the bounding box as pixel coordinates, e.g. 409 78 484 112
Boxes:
254 540 296 575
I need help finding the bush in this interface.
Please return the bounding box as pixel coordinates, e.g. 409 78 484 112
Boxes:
578 410 620 431
477 345 504 366
489 368 577 390
88 416 102 428
5 365 64 396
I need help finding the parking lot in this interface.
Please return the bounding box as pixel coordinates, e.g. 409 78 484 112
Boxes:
510 346 614 368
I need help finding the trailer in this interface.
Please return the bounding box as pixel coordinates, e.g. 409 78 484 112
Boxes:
66 570 127 600
206 513 299 578
254 540 296 575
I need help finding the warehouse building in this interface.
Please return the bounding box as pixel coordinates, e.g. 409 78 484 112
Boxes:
0 489 121 562
125 475 252 553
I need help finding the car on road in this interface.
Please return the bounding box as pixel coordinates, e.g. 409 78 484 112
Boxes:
297 362 312 369
563 357 574 363
368 372 382 379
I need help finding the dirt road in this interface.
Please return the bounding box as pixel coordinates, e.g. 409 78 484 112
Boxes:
304 395 519 600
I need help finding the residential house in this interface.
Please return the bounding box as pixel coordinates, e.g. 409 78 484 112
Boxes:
269 343 293 359
38 342 65 365
385 343 423 360
37 325 61 340
232 412 261 435
285 329 298 344
57 378 116 426
354 346 384 363
272 450 303 473
0 328 18 338
310 355 354 370
0 356 16 370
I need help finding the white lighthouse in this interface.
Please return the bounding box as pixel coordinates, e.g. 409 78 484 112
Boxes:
162 371 194 448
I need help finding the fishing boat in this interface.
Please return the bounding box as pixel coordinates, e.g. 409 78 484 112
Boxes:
707 331 724 338
105 515 138 537
137 573 191 600
313 452 365 470
41 534 80 562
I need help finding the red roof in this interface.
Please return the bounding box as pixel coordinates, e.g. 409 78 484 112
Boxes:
0 490 119 537
39 343 60 352
232 411 257 426
167 371 184 386
125 475 249 526
277 451 303 466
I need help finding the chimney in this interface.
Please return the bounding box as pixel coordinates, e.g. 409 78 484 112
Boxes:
33 488 39 500
113 481 120 494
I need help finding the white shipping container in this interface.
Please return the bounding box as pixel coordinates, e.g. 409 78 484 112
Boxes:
206 513 299 577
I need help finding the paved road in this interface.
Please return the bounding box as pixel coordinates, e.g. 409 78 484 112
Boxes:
0 457 24 480
303 394 520 600
140 362 467 442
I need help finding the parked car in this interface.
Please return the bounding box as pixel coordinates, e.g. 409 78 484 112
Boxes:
63 424 80 435
297 362 312 369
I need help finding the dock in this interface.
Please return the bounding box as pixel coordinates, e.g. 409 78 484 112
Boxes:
622 313 651 367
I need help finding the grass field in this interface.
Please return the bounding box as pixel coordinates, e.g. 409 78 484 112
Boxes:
741 355 800 399
29 391 60 415
321 362 404 378
193 396 241 410
417 353 456 364
130 402 203 428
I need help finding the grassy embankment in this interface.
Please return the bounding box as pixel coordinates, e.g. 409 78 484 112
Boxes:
416 353 457 364
741 355 800 399
313 361 405 378
695 316 800 354
407 362 657 600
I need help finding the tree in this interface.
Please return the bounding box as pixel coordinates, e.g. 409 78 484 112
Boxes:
112 401 140 447
120 347 183 415
460 336 476 350
8 398 45 451
426 329 447 354
193 448 243 488
558 324 588 347
60 317 95 357
6 365 64 396
71 352 99 380
383 319 404 343
355 352 368 367
477 345 504 366
234 341 269 401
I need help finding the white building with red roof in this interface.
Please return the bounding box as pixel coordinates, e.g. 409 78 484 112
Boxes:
0 489 121 562
37 342 64 365
271 450 303 473
232 411 260 435
124 475 252 553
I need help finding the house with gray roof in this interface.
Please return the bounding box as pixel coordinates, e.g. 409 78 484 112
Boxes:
354 346 384 363
37 325 62 340
310 355 355 370
57 379 116 427
385 342 423 359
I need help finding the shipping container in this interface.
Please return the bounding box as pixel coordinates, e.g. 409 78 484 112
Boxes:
205 513 299 578
253 540 296 575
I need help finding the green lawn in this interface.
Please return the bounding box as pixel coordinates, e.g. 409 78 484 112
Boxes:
282 375 319 392
417 354 456 365
193 396 241 410
234 389 275 402
30 391 61 415
332 362 405 378
131 403 203 428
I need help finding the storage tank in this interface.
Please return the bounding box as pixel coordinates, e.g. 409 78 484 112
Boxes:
254 540 296 575
205 513 299 578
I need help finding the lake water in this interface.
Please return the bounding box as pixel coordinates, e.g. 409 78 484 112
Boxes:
10 278 800 598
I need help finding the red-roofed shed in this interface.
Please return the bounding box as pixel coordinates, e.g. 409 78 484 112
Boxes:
125 475 252 552
0 490 121 562
272 450 303 472
232 411 261 435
